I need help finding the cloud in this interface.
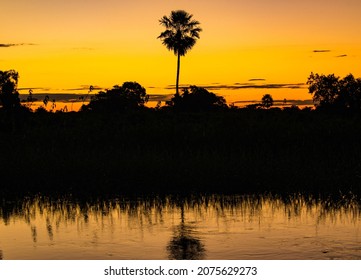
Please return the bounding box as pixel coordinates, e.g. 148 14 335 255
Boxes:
18 87 51 92
335 54 347 58
64 85 103 91
313 49 331 53
248 78 266 81
0 44 19 48
166 82 306 91
148 94 173 101
0 43 35 48
234 99 313 106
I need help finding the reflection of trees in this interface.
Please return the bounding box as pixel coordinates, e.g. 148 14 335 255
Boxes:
167 203 205 260
1 194 361 258
31 226 37 243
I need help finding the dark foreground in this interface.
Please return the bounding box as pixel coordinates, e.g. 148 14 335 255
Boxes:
0 108 360 198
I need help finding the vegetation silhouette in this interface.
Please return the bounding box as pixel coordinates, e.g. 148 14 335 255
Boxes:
245 94 274 110
0 70 21 112
261 94 274 108
307 72 361 111
0 70 32 132
158 10 202 95
81 82 148 112
166 85 227 112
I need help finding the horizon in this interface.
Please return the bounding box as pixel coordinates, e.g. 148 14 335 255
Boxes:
18 92 314 110
2 0 361 104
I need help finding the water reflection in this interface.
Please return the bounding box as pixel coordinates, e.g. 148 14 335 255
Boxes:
31 226 37 243
0 194 360 259
167 203 205 260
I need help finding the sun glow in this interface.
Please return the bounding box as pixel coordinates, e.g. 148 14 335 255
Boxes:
2 0 361 104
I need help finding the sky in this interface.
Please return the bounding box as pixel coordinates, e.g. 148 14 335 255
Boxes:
1 0 361 104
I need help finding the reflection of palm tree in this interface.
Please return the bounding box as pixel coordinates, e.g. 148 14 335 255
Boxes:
167 202 205 260
158 10 202 95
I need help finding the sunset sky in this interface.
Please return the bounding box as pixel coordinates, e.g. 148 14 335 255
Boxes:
1 0 361 103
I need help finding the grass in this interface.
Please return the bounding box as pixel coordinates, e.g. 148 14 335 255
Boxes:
0 108 360 198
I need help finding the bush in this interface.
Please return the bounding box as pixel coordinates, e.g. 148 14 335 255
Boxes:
82 82 149 112
166 86 227 112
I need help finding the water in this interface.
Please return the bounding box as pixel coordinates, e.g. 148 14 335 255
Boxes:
1 194 360 260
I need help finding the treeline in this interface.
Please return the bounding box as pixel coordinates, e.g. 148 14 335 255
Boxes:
2 70 361 114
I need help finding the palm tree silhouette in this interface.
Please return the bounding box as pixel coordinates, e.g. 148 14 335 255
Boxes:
158 10 202 95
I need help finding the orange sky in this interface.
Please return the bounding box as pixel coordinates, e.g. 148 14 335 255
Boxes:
1 0 361 103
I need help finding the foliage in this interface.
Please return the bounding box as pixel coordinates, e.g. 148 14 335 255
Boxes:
81 82 148 112
307 72 361 111
166 86 227 111
158 10 202 57
0 70 20 111
261 94 274 108
158 10 202 95
338 74 361 111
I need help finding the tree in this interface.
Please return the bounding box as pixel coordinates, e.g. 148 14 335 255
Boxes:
166 86 227 112
261 94 273 108
0 70 20 111
338 74 361 111
158 10 202 95
307 72 361 111
82 82 149 112
307 72 340 108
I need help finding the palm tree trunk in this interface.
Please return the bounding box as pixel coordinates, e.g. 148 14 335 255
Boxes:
176 52 181 95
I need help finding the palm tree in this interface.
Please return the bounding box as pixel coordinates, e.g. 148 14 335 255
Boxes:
158 10 202 95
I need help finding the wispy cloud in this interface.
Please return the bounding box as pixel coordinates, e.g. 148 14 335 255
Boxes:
166 82 306 91
335 54 347 58
148 94 173 101
234 99 313 105
64 85 103 91
313 49 331 53
18 87 51 92
0 43 35 48
0 44 20 48
248 78 266 81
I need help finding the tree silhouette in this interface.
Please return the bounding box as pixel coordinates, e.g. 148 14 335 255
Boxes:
0 70 20 111
261 94 273 108
166 86 227 112
82 82 148 112
307 72 340 108
158 10 202 95
338 74 361 111
307 72 361 111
